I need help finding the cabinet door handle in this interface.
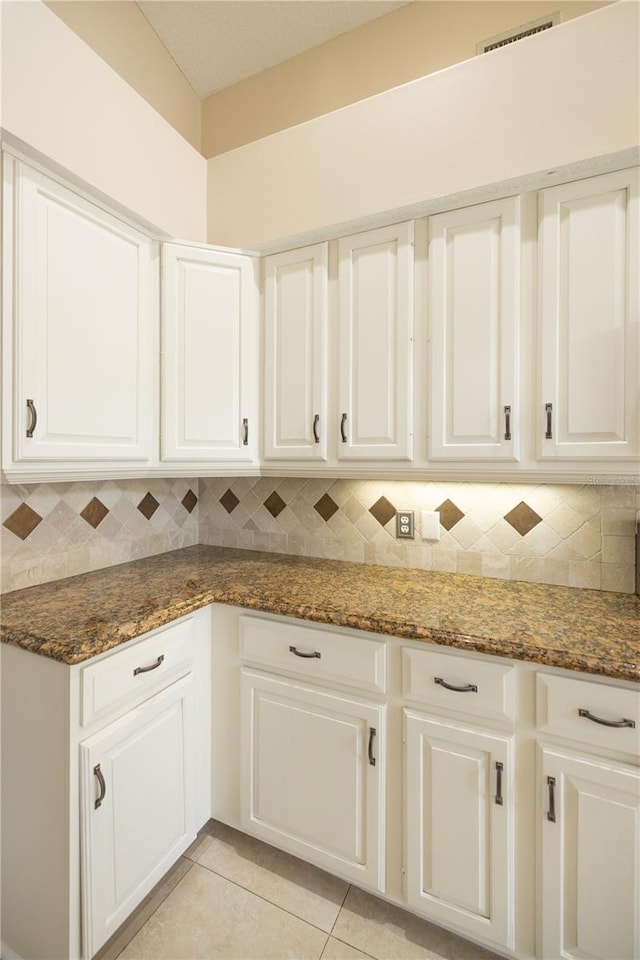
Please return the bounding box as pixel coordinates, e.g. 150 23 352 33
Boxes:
340 413 347 443
504 405 512 441
94 763 106 810
578 708 635 729
368 726 376 767
26 399 38 438
242 418 249 446
313 414 320 444
545 403 553 439
289 645 321 659
495 761 504 806
547 775 556 823
434 676 478 693
133 654 164 676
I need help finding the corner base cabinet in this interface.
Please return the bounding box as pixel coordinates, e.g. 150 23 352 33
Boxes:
241 668 386 891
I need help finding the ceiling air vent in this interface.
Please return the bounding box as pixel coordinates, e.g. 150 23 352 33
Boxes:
477 13 560 54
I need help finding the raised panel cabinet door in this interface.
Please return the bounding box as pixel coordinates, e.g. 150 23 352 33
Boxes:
263 244 328 460
161 243 258 461
538 168 640 459
404 710 515 951
241 668 385 891
540 745 640 960
8 160 155 463
429 198 520 461
80 675 196 959
337 223 414 460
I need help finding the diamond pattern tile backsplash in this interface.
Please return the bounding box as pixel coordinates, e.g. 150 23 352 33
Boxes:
2 477 638 594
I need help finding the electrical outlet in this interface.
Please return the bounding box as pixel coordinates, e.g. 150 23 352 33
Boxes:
396 510 415 539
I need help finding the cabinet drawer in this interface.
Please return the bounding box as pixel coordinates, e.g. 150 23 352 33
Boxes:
402 646 516 723
239 616 386 692
537 673 640 756
81 617 194 726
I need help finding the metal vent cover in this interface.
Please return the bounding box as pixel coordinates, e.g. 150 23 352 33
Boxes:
478 13 561 54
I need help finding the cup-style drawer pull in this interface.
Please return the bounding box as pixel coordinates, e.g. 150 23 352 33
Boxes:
94 763 106 810
133 654 165 676
289 645 321 659
434 676 478 693
578 708 635 729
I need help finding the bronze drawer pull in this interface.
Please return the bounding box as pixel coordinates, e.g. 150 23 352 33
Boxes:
368 727 376 767
495 761 504 806
313 414 320 444
578 708 635 729
94 763 106 810
133 654 164 676
547 775 556 822
289 645 321 659
434 676 478 693
26 399 38 438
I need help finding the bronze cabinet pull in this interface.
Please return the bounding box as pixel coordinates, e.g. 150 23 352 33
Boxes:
94 763 106 810
26 399 38 438
313 414 320 444
504 405 512 441
340 413 347 443
368 727 376 767
545 403 553 439
242 418 249 446
495 761 504 806
434 676 478 693
547 776 556 822
578 708 635 729
289 645 321 659
133 654 164 676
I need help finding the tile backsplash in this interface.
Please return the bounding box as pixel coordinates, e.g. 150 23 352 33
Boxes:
2 477 639 595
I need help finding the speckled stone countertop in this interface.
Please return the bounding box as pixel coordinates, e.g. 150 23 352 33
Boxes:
1 545 638 681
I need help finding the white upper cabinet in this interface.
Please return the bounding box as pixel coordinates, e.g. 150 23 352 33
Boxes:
337 223 414 460
161 243 258 462
429 198 521 461
3 158 156 466
538 169 640 460
263 244 328 461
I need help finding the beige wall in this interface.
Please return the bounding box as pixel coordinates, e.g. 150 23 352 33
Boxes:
45 0 201 152
208 1 638 247
201 0 610 158
1 1 207 242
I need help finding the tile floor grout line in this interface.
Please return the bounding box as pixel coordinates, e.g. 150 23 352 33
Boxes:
112 860 195 960
187 856 346 938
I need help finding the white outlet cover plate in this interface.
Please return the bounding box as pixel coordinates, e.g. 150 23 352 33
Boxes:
421 510 441 541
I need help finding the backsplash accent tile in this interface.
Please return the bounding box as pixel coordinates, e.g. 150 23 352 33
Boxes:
263 491 286 518
137 492 160 520
3 503 43 541
219 488 240 514
369 495 396 527
436 498 464 531
504 501 543 536
80 497 109 529
181 489 198 514
1 479 199 593
314 493 339 522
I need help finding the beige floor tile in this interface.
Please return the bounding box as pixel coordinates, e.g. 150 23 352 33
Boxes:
118 862 328 960
332 888 502 960
93 856 192 960
188 820 349 932
321 936 376 959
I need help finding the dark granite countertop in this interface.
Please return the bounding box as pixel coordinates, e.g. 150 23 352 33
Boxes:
1 545 638 681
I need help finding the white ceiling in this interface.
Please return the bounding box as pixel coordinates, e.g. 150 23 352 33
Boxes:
137 1 411 98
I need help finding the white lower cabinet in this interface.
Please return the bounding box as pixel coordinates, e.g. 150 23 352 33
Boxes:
404 710 515 951
240 668 386 890
539 745 640 960
80 675 196 958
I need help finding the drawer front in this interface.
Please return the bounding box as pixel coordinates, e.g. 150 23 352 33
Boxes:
239 616 386 692
81 617 195 726
537 673 640 756
402 647 516 723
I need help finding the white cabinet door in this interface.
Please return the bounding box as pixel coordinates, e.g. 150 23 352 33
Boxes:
404 710 515 951
539 168 640 459
263 244 328 461
540 745 640 960
80 675 195 958
5 159 155 464
161 243 258 461
337 223 414 460
429 198 520 461
241 668 385 891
